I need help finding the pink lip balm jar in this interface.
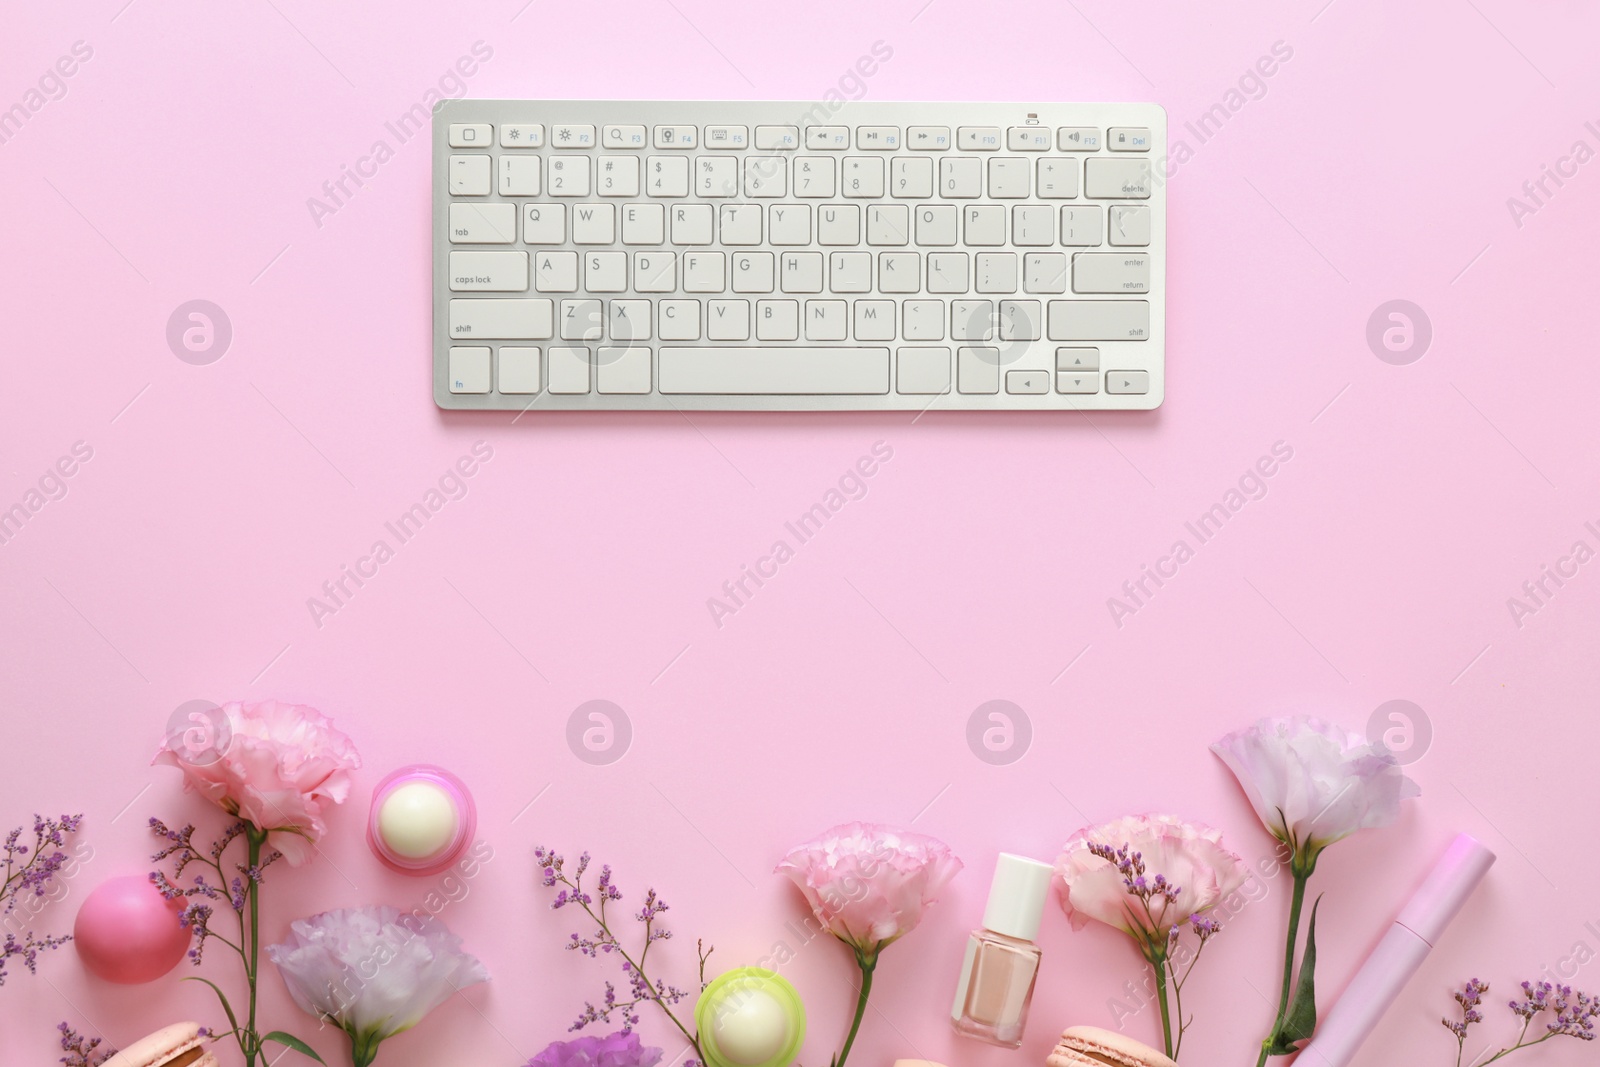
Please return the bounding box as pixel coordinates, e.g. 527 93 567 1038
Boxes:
366 765 477 876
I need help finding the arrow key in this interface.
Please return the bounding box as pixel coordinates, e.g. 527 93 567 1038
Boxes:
1056 346 1099 372
1106 370 1149 394
1006 370 1048 394
1056 372 1099 394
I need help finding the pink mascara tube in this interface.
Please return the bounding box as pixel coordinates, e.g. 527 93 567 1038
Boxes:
1296 833 1496 1067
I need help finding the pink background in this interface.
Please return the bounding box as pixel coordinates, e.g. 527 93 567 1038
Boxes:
4 1 1600 1065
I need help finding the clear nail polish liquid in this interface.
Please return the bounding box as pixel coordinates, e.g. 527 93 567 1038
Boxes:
951 853 1054 1049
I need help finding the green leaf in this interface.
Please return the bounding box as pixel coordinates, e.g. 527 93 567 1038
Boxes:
182 976 241 1039
263 1032 327 1064
1267 896 1323 1056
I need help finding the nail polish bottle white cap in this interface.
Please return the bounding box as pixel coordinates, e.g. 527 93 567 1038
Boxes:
982 853 1055 940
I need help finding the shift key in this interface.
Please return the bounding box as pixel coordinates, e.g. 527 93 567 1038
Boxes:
449 251 528 291
1047 300 1150 341
1074 252 1150 293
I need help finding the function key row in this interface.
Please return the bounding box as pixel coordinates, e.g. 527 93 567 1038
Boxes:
449 124 1153 153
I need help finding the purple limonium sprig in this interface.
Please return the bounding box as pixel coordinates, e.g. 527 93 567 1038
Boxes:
57 1022 116 1067
1087 840 1226 1061
534 846 712 1067
1 814 85 987
1444 978 1600 1065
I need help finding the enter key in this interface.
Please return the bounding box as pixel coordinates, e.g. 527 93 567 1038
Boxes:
1072 252 1151 293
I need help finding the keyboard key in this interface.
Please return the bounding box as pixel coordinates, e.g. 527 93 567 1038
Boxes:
659 300 701 340
1047 300 1150 341
806 126 850 149
683 251 726 292
622 203 665 244
902 300 945 339
1024 253 1068 294
1007 126 1051 151
891 156 934 198
975 252 1017 293
1060 206 1103 246
498 156 541 197
1109 205 1151 246
448 347 491 392
830 251 871 292
572 203 615 244
603 124 647 147
957 126 1002 150
524 204 565 244
1108 127 1152 151
659 348 890 394
720 205 763 245
1085 157 1152 199
732 251 775 292
818 205 860 245
842 157 884 197
450 250 528 291
707 300 750 340
449 123 492 148
1012 205 1054 246
1000 300 1041 340
449 298 552 340
561 299 604 340
646 156 690 197
1107 370 1150 393
596 156 640 196
634 251 677 292
598 346 652 394
805 299 848 341
653 124 698 148
499 124 544 148
855 300 897 341
793 156 836 197
897 347 951 393
610 300 651 341
547 156 590 196
756 125 800 150
780 251 824 293
867 205 910 246
532 250 579 292
916 205 958 246
756 299 799 340
907 126 951 150
952 300 993 341
940 157 982 198
449 203 516 243
1056 347 1099 371
552 124 596 147
988 158 1029 198
697 156 739 197
926 252 968 293
878 252 920 293
744 156 787 197
671 204 715 245
448 155 490 196
957 347 1000 393
548 347 592 393
1056 370 1099 394
497 347 541 393
585 251 627 292
1057 126 1101 151
705 125 749 148
856 126 901 150
769 204 811 245
1073 252 1151 293
964 205 1005 245
1037 158 1078 199
1007 369 1049 393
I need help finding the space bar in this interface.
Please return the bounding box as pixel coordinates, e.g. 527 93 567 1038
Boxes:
659 347 890 395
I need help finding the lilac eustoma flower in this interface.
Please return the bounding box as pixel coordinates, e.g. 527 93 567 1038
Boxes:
268 905 487 1067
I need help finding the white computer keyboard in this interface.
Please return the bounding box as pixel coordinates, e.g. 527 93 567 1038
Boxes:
433 101 1165 412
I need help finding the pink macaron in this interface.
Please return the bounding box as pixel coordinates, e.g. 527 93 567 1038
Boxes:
103 1022 220 1067
1047 1026 1179 1067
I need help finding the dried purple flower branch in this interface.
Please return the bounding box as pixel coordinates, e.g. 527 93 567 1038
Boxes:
57 1022 116 1067
534 846 712 1067
1444 978 1600 1065
1 814 84 987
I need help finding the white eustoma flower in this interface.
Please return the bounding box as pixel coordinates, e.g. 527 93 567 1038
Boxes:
269 906 488 1066
1211 715 1420 869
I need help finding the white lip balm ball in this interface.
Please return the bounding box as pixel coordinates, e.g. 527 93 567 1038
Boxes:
713 989 790 1066
377 781 459 860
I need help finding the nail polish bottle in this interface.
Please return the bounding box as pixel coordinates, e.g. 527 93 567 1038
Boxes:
951 852 1054 1048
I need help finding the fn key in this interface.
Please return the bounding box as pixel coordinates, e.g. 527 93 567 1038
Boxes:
1106 370 1149 394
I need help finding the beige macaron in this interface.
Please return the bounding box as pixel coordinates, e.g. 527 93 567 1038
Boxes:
103 1023 220 1067
1047 1026 1179 1067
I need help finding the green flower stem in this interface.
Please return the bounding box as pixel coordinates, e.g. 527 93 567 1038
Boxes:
834 950 877 1067
1151 953 1175 1059
246 826 266 1067
1256 865 1311 1067
350 1029 383 1067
